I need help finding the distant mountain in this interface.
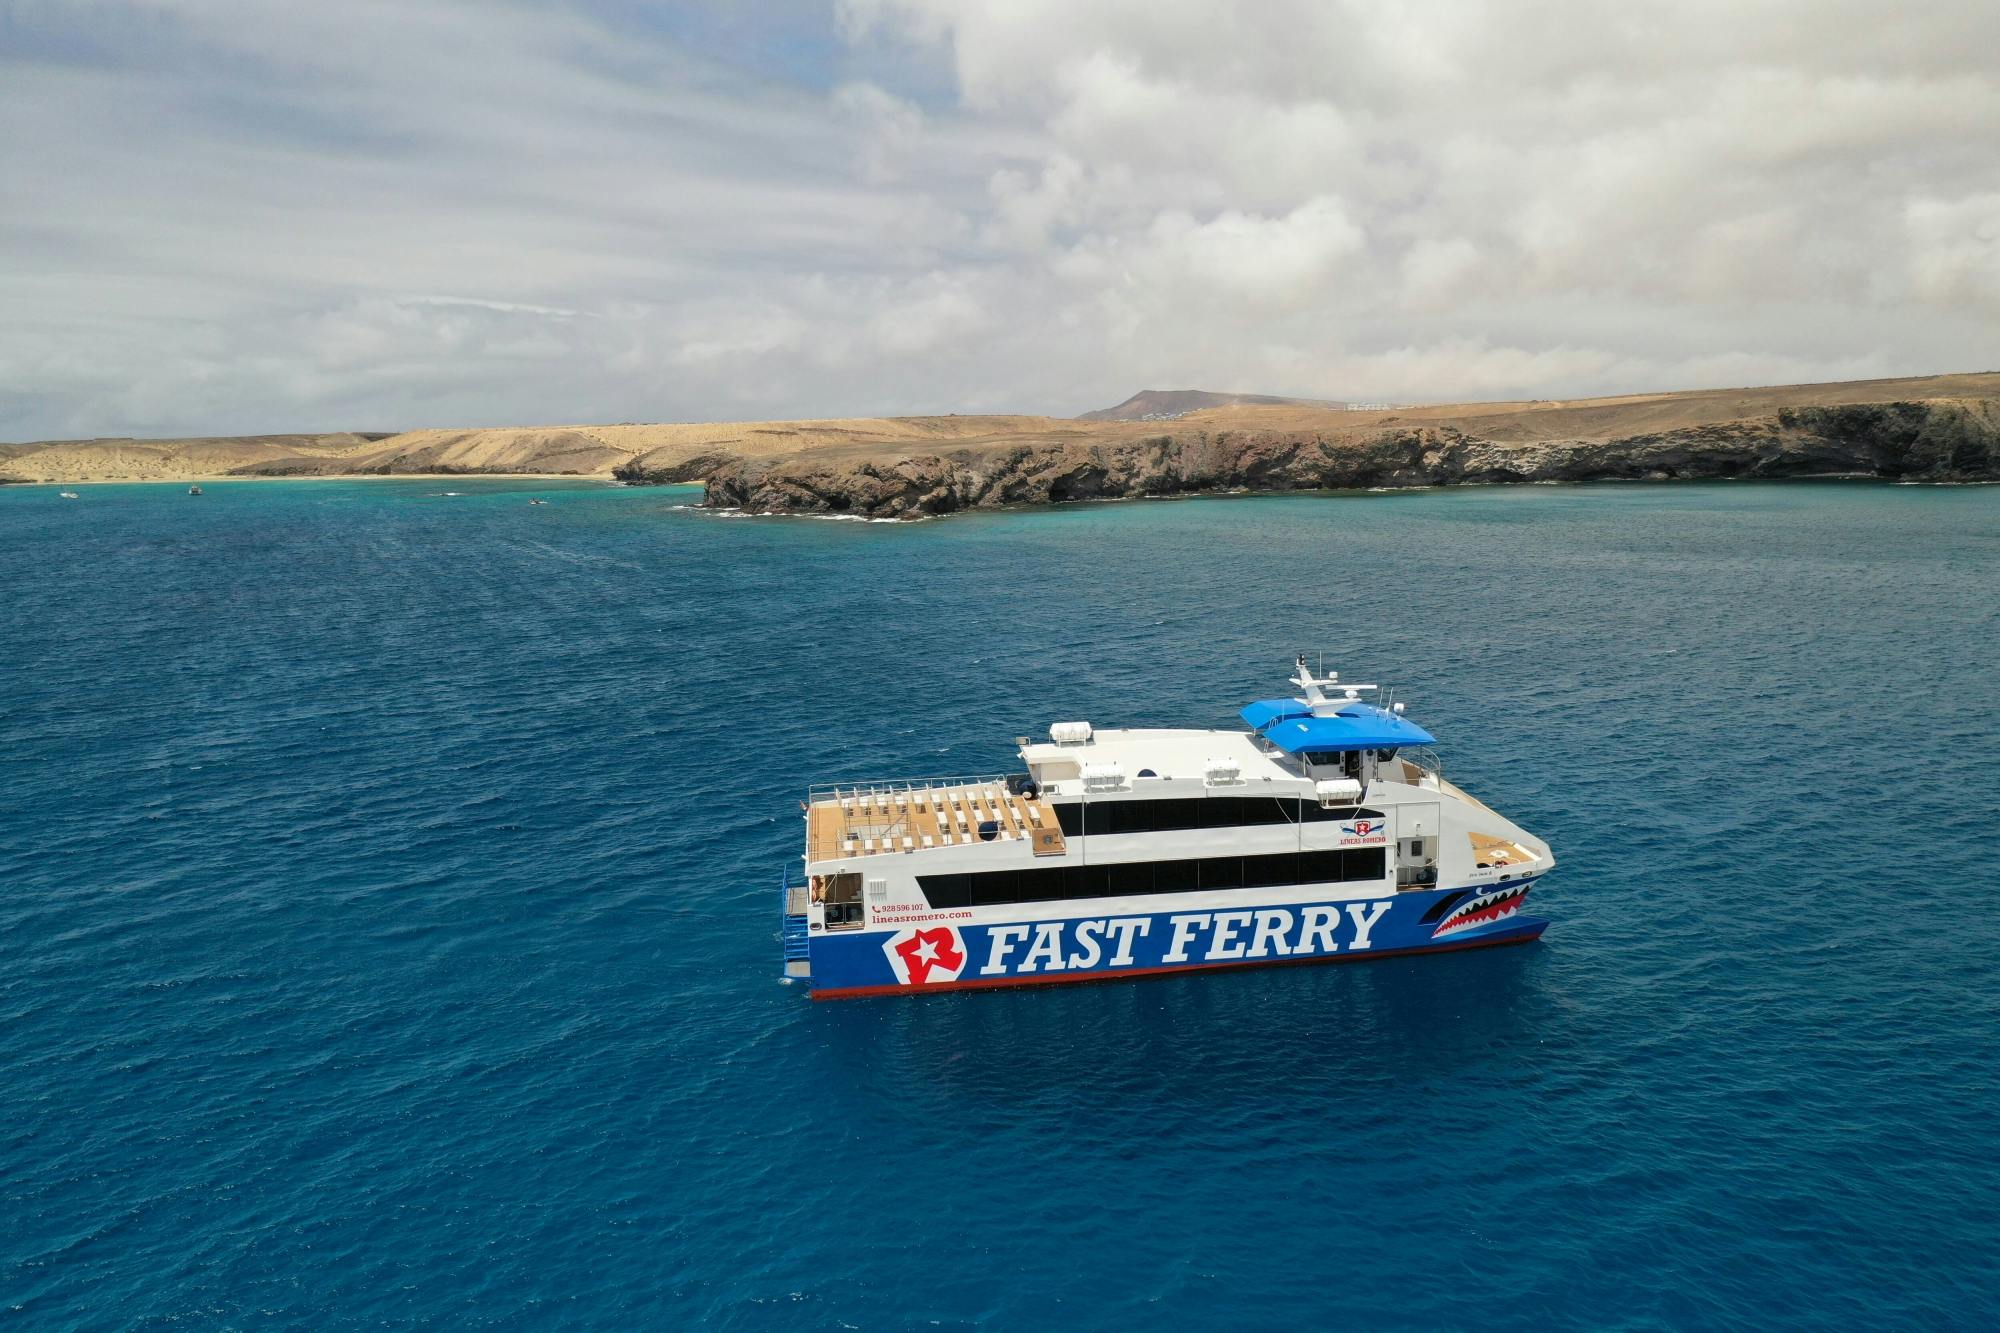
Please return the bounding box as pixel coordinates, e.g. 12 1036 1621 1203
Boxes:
1077 389 1340 421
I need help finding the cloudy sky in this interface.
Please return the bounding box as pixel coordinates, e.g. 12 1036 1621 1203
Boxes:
4 0 1998 439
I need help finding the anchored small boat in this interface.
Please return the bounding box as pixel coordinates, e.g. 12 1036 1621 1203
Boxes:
59 491 79 500
782 657 1555 998
188 485 203 495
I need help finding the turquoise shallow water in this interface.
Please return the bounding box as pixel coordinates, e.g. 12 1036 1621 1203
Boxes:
3 478 1997 1329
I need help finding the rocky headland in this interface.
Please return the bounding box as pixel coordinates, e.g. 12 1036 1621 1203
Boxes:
687 390 2000 519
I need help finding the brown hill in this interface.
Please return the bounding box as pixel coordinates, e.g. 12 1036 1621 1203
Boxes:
0 433 393 483
1079 389 1338 421
0 415 1081 483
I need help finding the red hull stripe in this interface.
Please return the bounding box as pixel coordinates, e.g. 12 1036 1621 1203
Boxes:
810 922 1547 1000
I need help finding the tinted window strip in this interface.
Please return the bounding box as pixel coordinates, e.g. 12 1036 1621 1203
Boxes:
919 848 1387 908
1050 798 1381 837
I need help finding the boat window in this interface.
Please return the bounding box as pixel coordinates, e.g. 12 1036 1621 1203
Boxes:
919 874 971 908
1064 865 1110 900
1107 861 1153 895
1243 853 1298 888
1053 795 1330 837
1109 801 1154 835
1200 798 1244 828
1200 857 1244 890
979 869 1024 904
1299 851 1339 882
918 848 1387 909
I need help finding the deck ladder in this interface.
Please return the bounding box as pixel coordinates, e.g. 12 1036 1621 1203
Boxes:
779 866 812 983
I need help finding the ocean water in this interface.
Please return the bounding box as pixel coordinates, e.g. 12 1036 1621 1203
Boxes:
2 478 1997 1329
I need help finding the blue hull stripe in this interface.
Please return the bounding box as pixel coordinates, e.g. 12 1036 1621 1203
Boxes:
807 880 1544 996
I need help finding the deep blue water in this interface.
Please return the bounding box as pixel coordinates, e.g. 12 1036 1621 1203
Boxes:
3 478 1997 1329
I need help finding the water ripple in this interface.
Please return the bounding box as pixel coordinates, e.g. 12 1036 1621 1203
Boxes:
1 478 1996 1328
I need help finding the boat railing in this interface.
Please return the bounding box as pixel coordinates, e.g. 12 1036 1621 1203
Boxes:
805 772 1015 806
1398 747 1444 787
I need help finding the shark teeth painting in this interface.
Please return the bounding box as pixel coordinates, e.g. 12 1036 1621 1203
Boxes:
1431 885 1533 939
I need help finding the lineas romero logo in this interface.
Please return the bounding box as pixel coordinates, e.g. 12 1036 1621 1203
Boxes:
883 925 968 985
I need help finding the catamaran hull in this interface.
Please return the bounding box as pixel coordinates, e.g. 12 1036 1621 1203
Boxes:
801 878 1547 999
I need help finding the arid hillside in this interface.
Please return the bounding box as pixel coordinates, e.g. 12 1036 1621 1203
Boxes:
5 373 1997 501
0 415 1078 483
0 433 394 482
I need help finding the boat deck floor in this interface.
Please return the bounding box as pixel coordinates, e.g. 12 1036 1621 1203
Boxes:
807 782 1066 863
1469 831 1537 869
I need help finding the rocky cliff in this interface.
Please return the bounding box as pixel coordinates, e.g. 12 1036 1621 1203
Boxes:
697 399 2000 518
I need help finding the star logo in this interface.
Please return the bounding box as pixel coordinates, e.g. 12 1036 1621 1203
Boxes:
885 926 967 985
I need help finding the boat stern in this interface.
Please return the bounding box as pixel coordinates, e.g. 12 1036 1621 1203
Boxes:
779 870 812 984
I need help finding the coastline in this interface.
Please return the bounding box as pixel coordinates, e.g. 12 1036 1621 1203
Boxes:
690 472 1998 526
9 371 1997 505
2 472 627 488
691 396 2000 518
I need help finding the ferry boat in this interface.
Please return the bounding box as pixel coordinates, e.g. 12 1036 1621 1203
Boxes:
781 658 1554 998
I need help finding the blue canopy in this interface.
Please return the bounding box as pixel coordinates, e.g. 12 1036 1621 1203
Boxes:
1238 698 1312 730
1256 705 1435 754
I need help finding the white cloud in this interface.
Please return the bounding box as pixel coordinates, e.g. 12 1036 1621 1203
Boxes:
1400 238 1486 312
2 0 1998 440
1108 197 1366 310
1907 194 2000 313
984 153 1088 250
832 81 926 184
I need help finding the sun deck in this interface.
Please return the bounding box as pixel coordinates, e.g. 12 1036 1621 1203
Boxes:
806 780 1066 864
1469 831 1538 870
